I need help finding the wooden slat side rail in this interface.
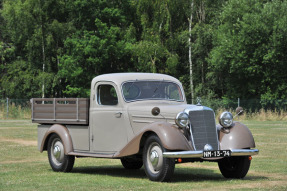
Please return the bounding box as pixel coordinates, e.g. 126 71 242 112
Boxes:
31 98 90 125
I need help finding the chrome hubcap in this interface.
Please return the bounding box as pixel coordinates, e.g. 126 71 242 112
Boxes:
147 142 163 173
53 145 61 161
51 139 64 166
150 150 159 168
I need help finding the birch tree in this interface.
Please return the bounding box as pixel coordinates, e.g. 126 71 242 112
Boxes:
188 1 194 104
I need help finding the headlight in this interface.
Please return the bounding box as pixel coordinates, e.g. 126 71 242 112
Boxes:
175 112 190 128
219 111 233 128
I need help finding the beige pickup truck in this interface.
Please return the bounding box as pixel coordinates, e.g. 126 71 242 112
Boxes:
31 73 258 182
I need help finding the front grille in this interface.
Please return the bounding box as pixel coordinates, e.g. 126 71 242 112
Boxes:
188 109 218 150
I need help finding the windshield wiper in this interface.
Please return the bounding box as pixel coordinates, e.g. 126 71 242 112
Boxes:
127 80 137 93
153 79 164 93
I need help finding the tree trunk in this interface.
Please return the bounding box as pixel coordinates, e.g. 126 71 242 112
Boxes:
40 0 45 98
198 1 205 85
41 25 45 98
189 1 194 104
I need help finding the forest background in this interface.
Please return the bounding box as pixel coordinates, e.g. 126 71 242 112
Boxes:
0 0 287 111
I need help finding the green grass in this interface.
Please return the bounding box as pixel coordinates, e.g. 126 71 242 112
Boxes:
0 105 31 120
0 120 286 190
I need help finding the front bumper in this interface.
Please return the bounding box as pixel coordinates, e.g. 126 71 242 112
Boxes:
163 149 259 158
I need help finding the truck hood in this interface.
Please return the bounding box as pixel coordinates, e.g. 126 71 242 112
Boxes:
126 100 214 135
126 101 186 134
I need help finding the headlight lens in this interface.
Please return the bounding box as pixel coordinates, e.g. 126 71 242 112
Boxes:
219 111 233 128
175 112 190 128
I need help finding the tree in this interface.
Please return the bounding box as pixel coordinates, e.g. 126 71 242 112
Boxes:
131 0 179 75
59 0 134 97
1 0 286 111
1 0 73 98
188 1 194 104
209 0 287 105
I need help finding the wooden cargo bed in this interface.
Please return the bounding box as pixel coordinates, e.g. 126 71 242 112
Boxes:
31 98 89 125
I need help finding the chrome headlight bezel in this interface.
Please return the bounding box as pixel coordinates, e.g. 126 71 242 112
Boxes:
175 112 190 128
219 111 233 128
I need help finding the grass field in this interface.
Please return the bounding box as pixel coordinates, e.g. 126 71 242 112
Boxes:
0 120 286 190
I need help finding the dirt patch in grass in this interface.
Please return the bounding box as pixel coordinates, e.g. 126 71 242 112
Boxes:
1 137 37 146
0 120 31 123
0 127 25 129
0 158 46 164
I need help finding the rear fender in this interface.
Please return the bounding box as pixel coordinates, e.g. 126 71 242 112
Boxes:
218 121 255 150
115 122 192 157
40 124 73 154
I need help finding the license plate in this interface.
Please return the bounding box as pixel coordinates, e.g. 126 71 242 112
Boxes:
203 150 231 158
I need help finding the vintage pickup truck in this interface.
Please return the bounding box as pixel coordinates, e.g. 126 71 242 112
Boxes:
31 73 259 182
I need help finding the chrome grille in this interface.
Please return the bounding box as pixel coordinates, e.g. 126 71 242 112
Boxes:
188 109 218 151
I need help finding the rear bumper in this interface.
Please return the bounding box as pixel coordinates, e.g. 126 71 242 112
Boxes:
163 149 259 158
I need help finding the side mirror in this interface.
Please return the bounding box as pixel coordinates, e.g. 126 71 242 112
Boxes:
236 107 244 116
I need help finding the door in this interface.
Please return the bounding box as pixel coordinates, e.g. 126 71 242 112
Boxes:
90 82 128 153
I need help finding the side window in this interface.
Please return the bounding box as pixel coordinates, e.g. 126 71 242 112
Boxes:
97 85 118 105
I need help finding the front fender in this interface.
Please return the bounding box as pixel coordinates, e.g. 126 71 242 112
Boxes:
40 124 73 154
219 121 256 150
115 122 192 157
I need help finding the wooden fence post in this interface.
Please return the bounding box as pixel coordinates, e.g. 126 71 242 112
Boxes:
6 97 9 119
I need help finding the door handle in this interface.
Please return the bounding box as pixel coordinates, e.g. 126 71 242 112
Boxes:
115 112 122 118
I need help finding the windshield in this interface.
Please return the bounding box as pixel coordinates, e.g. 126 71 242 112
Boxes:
122 81 184 102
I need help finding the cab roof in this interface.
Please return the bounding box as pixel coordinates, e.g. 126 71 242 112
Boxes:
91 73 182 88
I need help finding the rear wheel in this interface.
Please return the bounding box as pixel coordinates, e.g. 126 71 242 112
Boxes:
143 135 175 182
121 158 143 169
47 134 75 172
218 156 251 178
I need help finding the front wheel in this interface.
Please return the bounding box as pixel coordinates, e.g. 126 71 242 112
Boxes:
218 156 251 178
143 135 175 182
47 134 75 172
